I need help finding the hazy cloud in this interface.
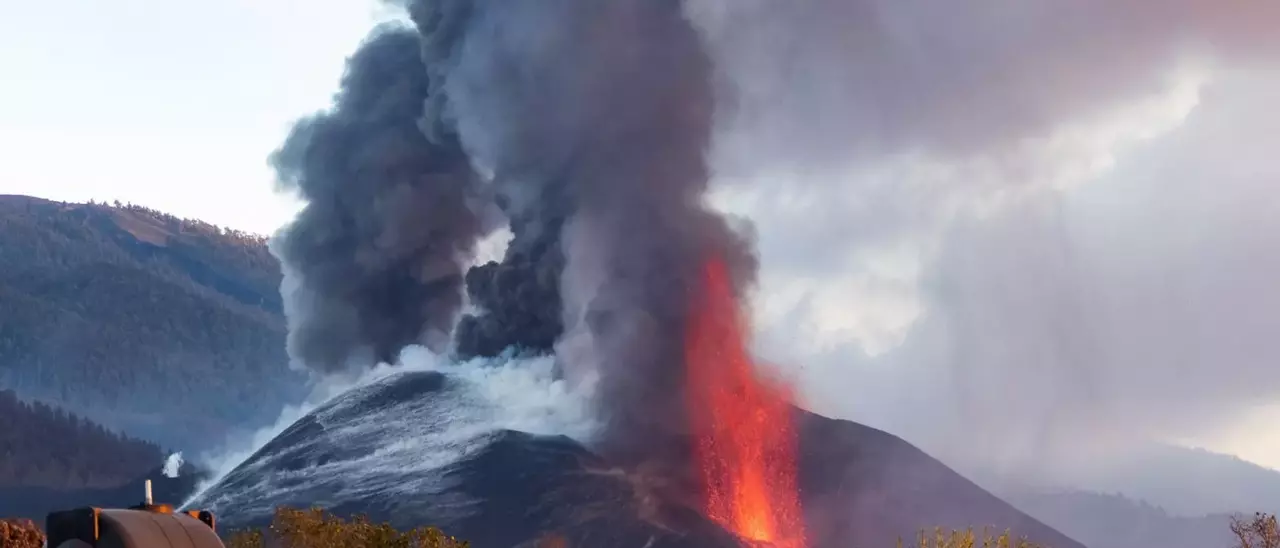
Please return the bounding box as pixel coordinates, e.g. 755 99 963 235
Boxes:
689 0 1280 483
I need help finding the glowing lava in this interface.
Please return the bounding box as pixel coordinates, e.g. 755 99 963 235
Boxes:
685 257 806 548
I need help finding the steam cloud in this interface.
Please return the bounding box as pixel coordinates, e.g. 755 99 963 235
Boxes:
163 452 184 479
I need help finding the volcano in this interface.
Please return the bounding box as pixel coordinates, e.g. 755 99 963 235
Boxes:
215 2 1090 546
186 368 1084 548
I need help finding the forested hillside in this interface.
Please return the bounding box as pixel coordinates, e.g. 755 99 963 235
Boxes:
0 195 302 451
0 389 162 489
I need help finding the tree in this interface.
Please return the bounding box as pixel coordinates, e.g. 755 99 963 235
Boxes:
1231 513 1279 548
0 194 298 452
0 390 162 489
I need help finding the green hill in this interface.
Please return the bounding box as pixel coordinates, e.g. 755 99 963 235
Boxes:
0 194 302 451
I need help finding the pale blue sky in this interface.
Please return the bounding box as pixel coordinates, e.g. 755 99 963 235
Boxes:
1 0 404 234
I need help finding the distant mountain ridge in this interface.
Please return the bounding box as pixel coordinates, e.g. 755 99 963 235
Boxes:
965 442 1280 519
0 194 303 452
962 443 1280 548
1005 490 1237 548
1080 443 1280 517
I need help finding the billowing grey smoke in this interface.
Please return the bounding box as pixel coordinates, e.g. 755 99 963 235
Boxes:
400 0 758 459
271 27 494 375
453 191 568 359
271 0 758 464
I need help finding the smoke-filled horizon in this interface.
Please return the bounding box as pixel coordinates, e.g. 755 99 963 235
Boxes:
267 0 1280 508
689 0 1280 491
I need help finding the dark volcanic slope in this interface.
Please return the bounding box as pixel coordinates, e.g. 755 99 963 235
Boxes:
190 368 1084 548
798 413 1084 548
188 369 742 548
0 194 302 451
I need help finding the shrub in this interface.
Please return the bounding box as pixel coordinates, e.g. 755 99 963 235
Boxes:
898 527 1043 548
224 506 469 548
1230 512 1279 548
0 518 45 548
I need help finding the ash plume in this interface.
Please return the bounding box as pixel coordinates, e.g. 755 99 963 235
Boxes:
269 0 760 466
398 0 758 459
453 190 570 359
271 27 495 375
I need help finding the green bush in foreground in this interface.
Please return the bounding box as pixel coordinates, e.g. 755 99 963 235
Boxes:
223 507 468 548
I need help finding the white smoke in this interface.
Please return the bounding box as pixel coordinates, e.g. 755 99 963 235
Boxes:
398 346 598 441
163 452 184 479
184 347 595 510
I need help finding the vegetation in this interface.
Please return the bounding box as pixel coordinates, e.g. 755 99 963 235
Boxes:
0 508 1274 548
1231 512 1279 548
220 512 1280 548
0 195 302 451
224 507 469 548
894 514 1277 548
899 528 1043 548
0 389 162 489
0 518 43 548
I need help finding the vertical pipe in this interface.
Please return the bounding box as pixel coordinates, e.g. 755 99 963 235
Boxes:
145 479 153 506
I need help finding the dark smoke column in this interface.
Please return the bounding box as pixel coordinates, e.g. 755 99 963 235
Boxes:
271 27 494 375
453 195 569 360
403 0 758 461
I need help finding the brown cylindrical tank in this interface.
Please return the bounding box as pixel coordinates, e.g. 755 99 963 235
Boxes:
92 509 225 548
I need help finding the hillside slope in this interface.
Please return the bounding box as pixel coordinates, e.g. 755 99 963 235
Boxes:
1006 490 1237 548
0 388 210 522
0 389 206 520
189 369 1084 548
0 389 163 490
0 195 302 450
1067 444 1280 517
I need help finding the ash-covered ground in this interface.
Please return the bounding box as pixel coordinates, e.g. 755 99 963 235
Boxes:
185 349 1083 548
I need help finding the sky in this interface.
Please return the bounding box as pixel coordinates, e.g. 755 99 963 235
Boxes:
682 0 1280 482
2 0 1278 483
0 0 405 234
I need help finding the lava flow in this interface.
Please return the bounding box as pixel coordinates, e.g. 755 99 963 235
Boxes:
685 256 806 548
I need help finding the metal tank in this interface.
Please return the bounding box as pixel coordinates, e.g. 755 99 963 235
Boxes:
45 480 225 548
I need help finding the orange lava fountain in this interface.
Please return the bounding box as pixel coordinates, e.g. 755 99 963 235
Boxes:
685 257 806 548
